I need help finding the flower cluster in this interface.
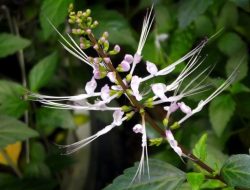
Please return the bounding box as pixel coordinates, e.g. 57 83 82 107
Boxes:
28 4 236 182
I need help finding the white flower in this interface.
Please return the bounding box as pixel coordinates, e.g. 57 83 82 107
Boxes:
146 61 158 75
85 77 97 95
131 75 142 101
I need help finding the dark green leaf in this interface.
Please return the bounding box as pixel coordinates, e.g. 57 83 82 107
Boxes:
28 52 58 91
36 107 75 135
209 94 235 136
217 2 238 29
218 32 246 56
30 142 46 163
230 83 250 94
0 33 31 58
24 162 51 178
194 15 214 37
0 174 57 190
186 172 205 190
92 9 136 47
0 115 38 149
178 0 213 28
104 159 185 190
221 154 250 188
226 49 248 82
193 134 207 162
229 0 250 12
0 80 28 118
40 0 73 39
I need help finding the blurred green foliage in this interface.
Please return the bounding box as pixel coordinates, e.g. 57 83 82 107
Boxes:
0 0 249 189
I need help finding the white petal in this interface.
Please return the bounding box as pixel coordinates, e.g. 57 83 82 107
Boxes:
178 102 192 114
101 84 110 101
85 77 97 94
151 83 167 100
131 75 142 101
107 72 116 83
133 124 143 134
113 110 124 126
146 61 158 75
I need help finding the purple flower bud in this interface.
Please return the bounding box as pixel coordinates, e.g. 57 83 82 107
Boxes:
93 57 100 64
80 43 85 49
103 31 109 38
103 57 111 64
86 29 92 34
93 44 99 50
120 60 130 72
107 72 116 83
114 45 120 52
124 54 134 64
100 37 106 43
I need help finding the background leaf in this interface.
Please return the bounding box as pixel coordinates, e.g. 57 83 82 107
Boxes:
221 154 250 188
0 80 28 118
0 115 38 149
0 33 31 58
40 0 74 39
209 94 235 136
104 159 185 190
186 172 205 190
28 52 58 91
193 133 207 162
177 0 213 28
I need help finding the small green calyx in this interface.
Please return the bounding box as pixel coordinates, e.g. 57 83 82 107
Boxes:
170 122 180 130
126 111 135 120
121 105 132 112
163 118 168 127
149 138 163 146
126 74 132 82
144 97 153 108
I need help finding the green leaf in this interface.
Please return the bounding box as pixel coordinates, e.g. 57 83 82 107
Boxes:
0 33 31 58
209 94 235 136
24 162 51 178
40 0 73 39
0 115 38 149
36 107 75 135
200 179 226 189
194 15 214 37
229 0 250 12
226 49 248 82
217 2 238 29
218 32 246 56
221 154 250 188
0 80 28 118
178 0 213 28
30 142 46 163
0 174 57 190
104 159 185 190
193 134 207 162
186 172 205 190
28 52 58 91
230 83 250 94
92 8 136 47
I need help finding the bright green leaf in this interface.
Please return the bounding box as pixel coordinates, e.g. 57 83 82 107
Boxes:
209 94 235 137
178 0 213 28
0 80 28 118
40 0 73 39
28 52 58 91
0 115 38 149
0 33 31 58
218 32 246 56
201 179 226 189
36 107 75 135
104 159 185 190
193 133 207 162
186 172 205 190
221 154 250 188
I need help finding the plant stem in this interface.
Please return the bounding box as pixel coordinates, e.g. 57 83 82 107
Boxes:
86 32 226 184
13 18 30 163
